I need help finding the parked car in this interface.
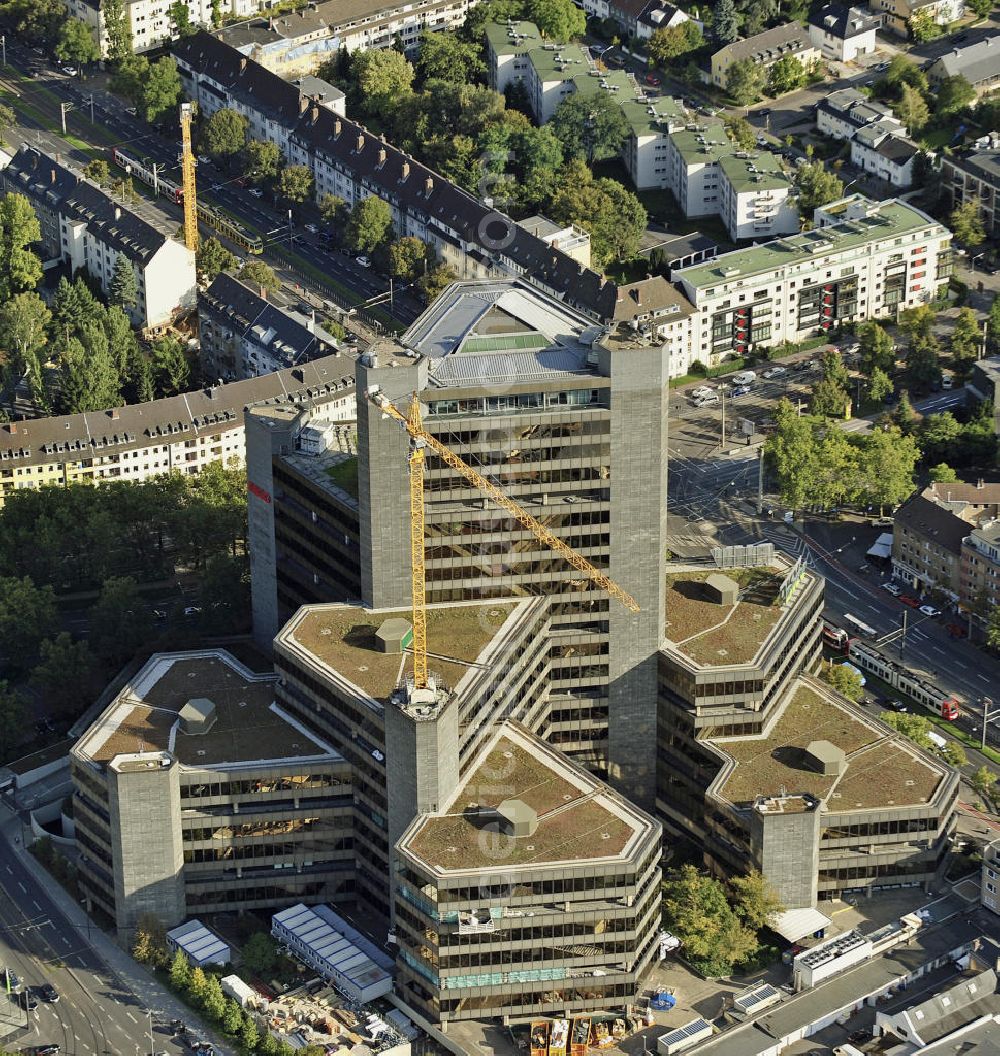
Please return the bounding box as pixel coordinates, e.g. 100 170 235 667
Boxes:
870 516 894 528
356 255 371 268
20 991 38 1011
690 386 714 400
183 606 202 617
886 699 909 712
732 370 756 386
152 609 166 621
761 366 785 379
37 1046 60 1055
919 604 942 617
645 73 661 86
304 222 319 234
40 984 59 1003
731 385 751 398
693 392 720 407
60 66 78 76
197 155 211 166
899 594 921 608
248 187 263 198
881 581 902 596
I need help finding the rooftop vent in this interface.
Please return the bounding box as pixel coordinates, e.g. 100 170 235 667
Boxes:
496 798 538 838
179 697 217 736
376 618 413 654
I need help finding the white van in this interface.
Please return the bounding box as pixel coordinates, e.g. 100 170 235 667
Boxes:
942 373 955 390
694 392 720 407
927 730 947 751
732 370 756 386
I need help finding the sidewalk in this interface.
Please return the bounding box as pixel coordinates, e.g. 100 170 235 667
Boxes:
0 803 237 1056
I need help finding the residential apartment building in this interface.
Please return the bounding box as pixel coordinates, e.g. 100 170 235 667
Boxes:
942 141 1000 237
0 354 355 508
656 558 958 916
199 272 344 380
67 0 260 57
709 23 820 90
517 215 592 269
674 194 952 365
816 87 904 142
962 520 1000 616
892 481 1000 602
485 23 799 241
71 649 355 940
808 3 880 63
930 36 1000 97
871 0 961 37
0 148 195 331
983 839 1000 914
171 31 656 326
577 0 692 39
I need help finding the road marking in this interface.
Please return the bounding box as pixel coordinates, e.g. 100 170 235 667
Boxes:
32 900 41 911
956 661 969 670
930 645 946 656
982 675 994 684
866 605 881 614
61 936 71 946
126 1011 137 1023
4 865 10 874
17 881 26 893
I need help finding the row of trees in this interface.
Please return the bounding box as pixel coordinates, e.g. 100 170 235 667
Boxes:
875 55 975 140
726 53 822 106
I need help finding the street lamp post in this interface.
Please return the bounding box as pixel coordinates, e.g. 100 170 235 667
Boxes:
982 696 997 751
971 252 986 272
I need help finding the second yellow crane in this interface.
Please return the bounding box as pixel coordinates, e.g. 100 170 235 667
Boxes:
369 389 640 692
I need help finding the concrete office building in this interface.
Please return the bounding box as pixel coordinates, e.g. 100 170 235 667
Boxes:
655 557 957 923
71 650 354 940
674 194 952 360
0 354 354 508
0 147 196 331
394 725 662 1024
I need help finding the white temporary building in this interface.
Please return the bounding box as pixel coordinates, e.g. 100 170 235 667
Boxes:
166 919 231 967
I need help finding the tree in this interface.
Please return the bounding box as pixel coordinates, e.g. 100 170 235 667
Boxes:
202 974 227 1021
743 0 777 35
196 236 238 283
30 633 100 714
527 0 586 40
885 54 927 92
811 377 849 418
723 115 757 152
859 426 919 513
869 366 893 404
727 58 766 106
550 92 629 162
648 20 702 63
110 53 148 103
951 200 985 247
0 192 42 301
103 0 133 62
83 159 111 186
821 660 864 701
388 236 429 280
765 400 818 509
347 195 394 253
821 347 849 388
941 741 968 768
936 75 976 117
989 606 1000 652
796 160 843 215
929 462 958 483
239 1016 259 1053
150 336 190 397
768 55 805 95
713 0 740 43
138 57 182 125
89 576 153 664
989 294 1000 354
898 303 934 342
896 83 930 133
198 554 249 633
187 966 209 1007
241 932 279 975
919 411 962 463
880 710 933 748
0 577 58 672
908 9 941 42
972 765 998 802
168 0 196 35
858 320 895 375
244 139 282 184
54 18 100 66
132 919 166 966
419 261 458 302
908 334 941 393
728 870 784 931
952 306 982 375
416 30 485 83
318 193 347 228
278 164 315 205
969 0 993 15
352 49 415 118
109 255 138 310
169 949 191 991
0 293 51 379
0 680 24 760
201 107 248 161
222 1000 244 1035
661 865 759 976
58 337 121 413
240 259 279 292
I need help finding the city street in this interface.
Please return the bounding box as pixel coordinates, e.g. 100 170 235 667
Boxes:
0 43 424 328
0 804 234 1056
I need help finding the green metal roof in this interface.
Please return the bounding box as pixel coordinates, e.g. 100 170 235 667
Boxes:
527 42 590 79
619 93 687 136
668 119 732 162
676 198 944 290
484 21 541 56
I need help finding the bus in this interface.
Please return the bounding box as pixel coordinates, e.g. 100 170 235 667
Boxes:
842 613 878 640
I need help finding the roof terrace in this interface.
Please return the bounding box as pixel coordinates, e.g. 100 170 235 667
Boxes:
712 681 944 812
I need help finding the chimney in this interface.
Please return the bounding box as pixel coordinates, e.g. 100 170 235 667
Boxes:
5 422 16 434
401 161 410 180
978 478 985 490
108 408 120 420
50 168 56 184
334 118 342 136
356 133 365 152
299 96 309 113
115 206 121 220
260 285 267 301
630 287 641 304
310 103 319 122
377 147 386 166
241 55 249 71
425 176 434 196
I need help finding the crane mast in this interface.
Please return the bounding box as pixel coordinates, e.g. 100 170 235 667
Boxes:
179 103 199 253
369 389 640 692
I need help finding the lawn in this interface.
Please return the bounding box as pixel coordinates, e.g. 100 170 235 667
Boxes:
919 127 953 150
324 456 358 498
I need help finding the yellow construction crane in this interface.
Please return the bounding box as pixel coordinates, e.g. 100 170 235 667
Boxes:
179 102 199 253
369 389 640 692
